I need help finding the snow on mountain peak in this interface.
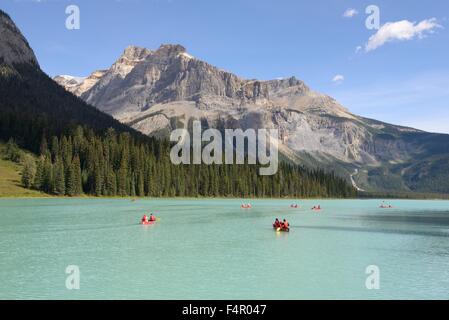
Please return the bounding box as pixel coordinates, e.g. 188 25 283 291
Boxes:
58 75 87 84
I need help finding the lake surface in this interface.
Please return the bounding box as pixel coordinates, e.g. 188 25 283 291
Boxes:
1 198 449 300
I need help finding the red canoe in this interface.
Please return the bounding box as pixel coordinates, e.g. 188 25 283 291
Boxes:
273 224 290 232
141 219 156 225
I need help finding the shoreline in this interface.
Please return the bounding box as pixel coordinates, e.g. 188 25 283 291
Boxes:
1 195 448 201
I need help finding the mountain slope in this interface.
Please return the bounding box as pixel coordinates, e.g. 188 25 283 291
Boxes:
0 10 37 66
0 10 148 153
54 44 449 194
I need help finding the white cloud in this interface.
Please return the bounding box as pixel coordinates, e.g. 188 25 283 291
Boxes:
343 8 358 18
365 18 442 52
355 46 362 53
332 74 345 84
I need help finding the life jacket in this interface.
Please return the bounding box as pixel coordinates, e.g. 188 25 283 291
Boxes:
149 215 155 221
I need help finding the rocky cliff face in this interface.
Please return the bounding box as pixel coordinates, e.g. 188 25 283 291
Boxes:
53 71 107 97
53 44 400 165
54 44 449 194
0 10 38 66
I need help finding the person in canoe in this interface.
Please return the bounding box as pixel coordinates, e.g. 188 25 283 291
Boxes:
380 202 393 208
149 213 156 222
141 214 148 223
273 218 289 231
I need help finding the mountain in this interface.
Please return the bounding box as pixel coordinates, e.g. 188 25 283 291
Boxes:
0 9 356 199
53 71 107 97
54 44 449 194
0 10 38 66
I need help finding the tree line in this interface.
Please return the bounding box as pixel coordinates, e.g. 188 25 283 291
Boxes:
7 126 357 198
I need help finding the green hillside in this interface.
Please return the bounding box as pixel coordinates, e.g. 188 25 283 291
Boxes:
0 144 47 197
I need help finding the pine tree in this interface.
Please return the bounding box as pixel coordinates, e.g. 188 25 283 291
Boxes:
118 152 128 196
73 155 83 195
131 175 136 197
65 155 83 196
41 156 53 193
40 135 48 156
105 168 117 196
5 138 22 162
21 155 36 188
51 136 59 162
66 158 76 196
137 169 145 197
54 157 66 195
33 156 44 190
94 166 103 196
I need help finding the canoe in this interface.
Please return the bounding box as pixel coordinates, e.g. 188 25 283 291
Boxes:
273 224 290 232
274 226 290 232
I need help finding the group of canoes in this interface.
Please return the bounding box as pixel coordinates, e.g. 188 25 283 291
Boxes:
292 204 322 211
140 201 396 232
244 203 321 210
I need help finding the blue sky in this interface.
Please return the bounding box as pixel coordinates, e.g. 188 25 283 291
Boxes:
2 0 449 133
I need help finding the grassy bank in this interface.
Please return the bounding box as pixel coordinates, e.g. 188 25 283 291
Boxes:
0 157 48 198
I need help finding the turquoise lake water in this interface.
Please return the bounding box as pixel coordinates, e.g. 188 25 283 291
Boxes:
1 198 449 300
